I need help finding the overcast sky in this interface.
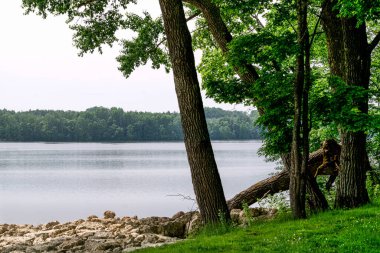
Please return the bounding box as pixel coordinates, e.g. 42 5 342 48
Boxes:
0 1 249 113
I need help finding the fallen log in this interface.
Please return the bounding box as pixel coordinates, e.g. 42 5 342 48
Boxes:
227 169 289 210
227 140 341 210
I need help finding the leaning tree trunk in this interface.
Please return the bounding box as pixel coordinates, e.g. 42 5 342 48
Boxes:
227 169 290 210
321 0 370 208
227 169 330 211
159 0 230 224
227 145 336 209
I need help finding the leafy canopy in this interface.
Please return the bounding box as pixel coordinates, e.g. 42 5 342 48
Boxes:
22 0 170 77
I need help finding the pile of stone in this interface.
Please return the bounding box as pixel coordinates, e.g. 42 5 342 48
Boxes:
0 210 199 253
0 207 276 253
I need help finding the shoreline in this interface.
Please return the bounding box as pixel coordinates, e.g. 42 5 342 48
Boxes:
0 210 198 253
0 208 276 252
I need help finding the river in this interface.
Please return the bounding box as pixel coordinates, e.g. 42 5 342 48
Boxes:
0 141 275 224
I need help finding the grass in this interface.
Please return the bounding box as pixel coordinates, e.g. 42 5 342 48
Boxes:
134 202 380 253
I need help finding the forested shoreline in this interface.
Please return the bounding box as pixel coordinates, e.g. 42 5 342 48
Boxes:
0 107 261 142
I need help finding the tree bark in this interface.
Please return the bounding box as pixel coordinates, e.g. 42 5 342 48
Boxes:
227 170 290 210
306 173 329 212
289 0 308 219
337 131 369 207
159 0 230 223
335 17 370 208
321 0 345 78
321 0 370 208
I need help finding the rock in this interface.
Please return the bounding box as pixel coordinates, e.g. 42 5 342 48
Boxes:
162 221 185 238
74 219 85 225
76 231 95 238
94 240 121 251
93 231 113 239
76 221 104 231
58 238 85 250
45 221 60 229
135 234 145 243
1 244 28 253
2 209 265 252
121 216 131 221
104 211 116 219
232 207 278 225
0 225 9 234
185 212 201 234
32 239 63 252
230 209 242 224
87 215 98 221
172 211 185 220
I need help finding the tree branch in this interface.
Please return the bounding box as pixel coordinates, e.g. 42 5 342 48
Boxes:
309 1 327 48
186 11 201 22
368 31 380 53
154 12 201 49
253 14 265 29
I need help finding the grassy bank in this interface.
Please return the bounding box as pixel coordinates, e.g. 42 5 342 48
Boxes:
135 203 380 253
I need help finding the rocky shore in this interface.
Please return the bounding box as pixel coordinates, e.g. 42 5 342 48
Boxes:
0 208 276 253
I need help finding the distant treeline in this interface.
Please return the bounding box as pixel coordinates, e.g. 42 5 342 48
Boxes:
0 107 261 142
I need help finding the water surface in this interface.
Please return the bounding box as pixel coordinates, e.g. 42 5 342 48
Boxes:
0 141 275 224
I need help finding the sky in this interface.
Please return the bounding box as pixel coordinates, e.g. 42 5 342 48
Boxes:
0 1 250 113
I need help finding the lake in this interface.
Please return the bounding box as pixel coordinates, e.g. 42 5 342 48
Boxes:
0 141 275 224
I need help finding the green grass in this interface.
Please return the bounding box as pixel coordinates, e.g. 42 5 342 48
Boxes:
134 203 380 253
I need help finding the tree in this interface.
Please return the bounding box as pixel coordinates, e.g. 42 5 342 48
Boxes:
186 0 378 212
158 0 230 223
320 0 378 208
22 0 230 224
290 0 308 219
187 0 328 212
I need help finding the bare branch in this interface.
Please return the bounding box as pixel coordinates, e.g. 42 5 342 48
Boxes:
368 31 380 53
309 20 322 48
309 1 327 48
252 14 265 29
167 194 196 201
286 18 297 34
186 11 201 22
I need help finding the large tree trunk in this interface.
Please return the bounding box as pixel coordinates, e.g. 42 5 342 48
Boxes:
159 0 230 223
321 0 370 208
337 131 369 207
335 18 370 208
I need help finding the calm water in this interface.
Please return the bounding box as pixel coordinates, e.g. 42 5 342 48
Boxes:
0 141 275 224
